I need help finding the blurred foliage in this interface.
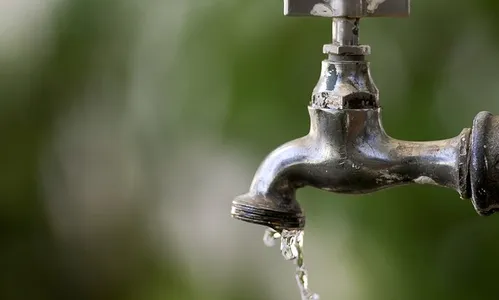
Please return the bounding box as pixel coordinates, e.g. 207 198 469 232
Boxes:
3 0 499 299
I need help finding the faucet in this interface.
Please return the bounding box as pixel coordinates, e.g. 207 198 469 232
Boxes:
230 0 499 231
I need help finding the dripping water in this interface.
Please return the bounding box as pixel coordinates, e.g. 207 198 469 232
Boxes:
263 228 320 300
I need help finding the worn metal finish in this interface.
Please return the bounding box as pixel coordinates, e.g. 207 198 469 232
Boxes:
324 18 372 55
332 18 359 45
469 112 499 215
311 59 378 109
285 0 410 18
231 108 472 230
314 17 376 108
230 0 499 231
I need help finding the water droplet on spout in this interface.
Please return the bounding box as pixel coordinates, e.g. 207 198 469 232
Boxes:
263 227 281 247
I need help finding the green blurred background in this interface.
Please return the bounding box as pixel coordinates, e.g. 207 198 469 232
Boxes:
3 0 499 299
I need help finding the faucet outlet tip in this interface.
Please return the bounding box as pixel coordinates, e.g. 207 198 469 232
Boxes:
231 194 305 231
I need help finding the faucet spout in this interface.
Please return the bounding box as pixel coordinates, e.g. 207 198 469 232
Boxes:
231 107 471 230
231 136 316 231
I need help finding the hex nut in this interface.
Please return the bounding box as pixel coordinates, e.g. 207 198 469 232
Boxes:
323 44 371 56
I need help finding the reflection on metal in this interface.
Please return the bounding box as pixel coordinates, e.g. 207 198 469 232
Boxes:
310 3 333 17
413 176 438 186
231 108 473 230
285 0 410 18
231 0 499 230
366 0 387 13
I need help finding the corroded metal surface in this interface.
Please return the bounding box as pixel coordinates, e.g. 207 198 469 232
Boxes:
469 112 499 216
284 0 410 18
230 0 499 230
311 59 378 109
231 107 499 230
231 108 472 230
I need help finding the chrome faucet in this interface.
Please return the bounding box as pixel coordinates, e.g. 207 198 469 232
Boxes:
230 0 499 231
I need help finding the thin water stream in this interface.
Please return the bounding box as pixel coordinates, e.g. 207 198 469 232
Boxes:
263 228 320 300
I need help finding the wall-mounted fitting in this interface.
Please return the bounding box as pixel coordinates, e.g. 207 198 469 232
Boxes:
230 0 499 231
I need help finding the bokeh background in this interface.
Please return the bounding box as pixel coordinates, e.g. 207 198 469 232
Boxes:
3 0 499 299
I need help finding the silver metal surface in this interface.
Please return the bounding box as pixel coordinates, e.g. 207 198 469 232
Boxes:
323 44 371 55
332 18 359 45
230 0 499 231
284 0 410 18
231 108 471 230
324 18 371 55
311 59 378 109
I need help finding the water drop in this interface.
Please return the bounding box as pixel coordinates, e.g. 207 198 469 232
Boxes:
263 227 281 247
280 230 300 260
263 228 320 300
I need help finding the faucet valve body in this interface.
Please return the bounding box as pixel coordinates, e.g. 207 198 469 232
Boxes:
230 0 499 230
